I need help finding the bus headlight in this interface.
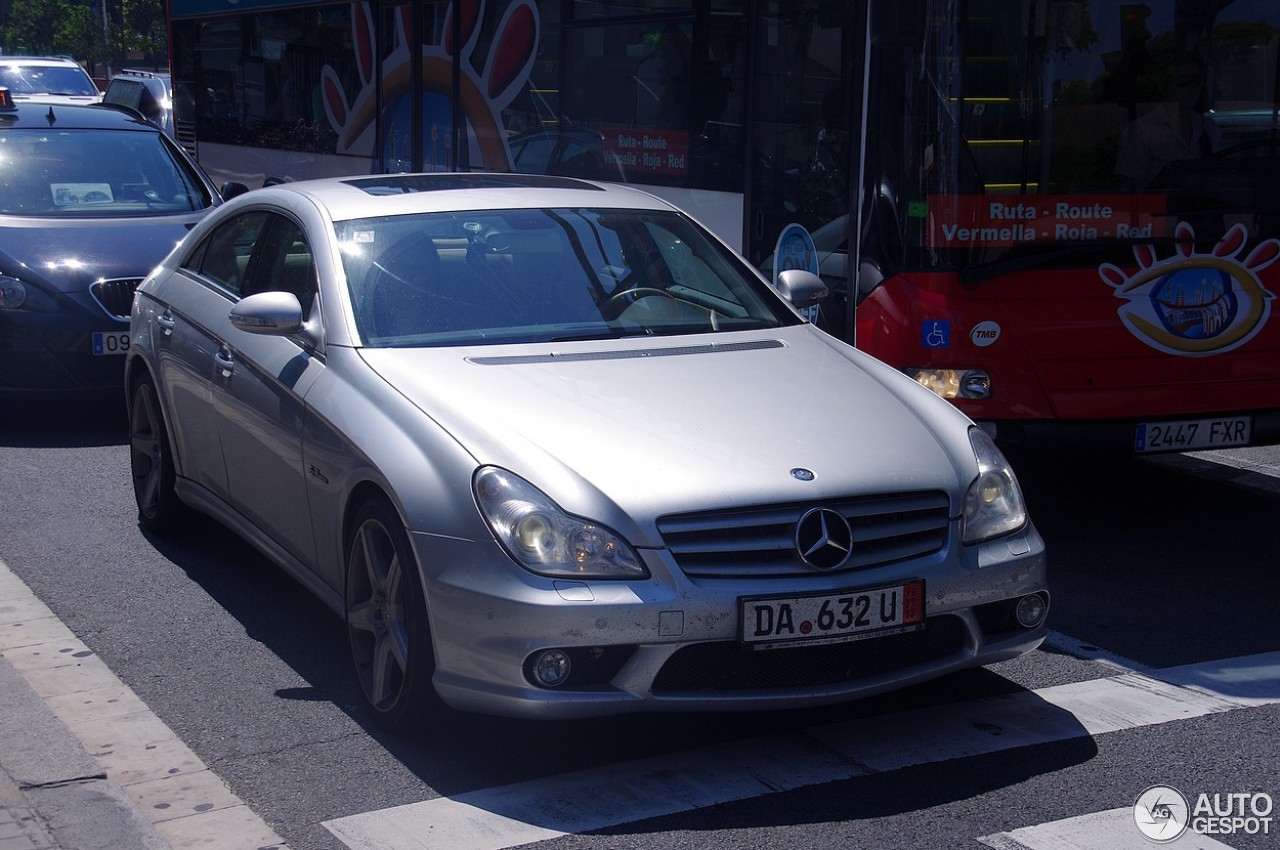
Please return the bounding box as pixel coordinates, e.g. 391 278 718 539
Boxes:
906 368 991 399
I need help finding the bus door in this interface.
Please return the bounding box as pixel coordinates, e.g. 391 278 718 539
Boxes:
746 1 859 337
378 1 455 173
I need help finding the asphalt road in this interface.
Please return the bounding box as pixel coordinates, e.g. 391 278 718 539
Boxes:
1 398 1277 850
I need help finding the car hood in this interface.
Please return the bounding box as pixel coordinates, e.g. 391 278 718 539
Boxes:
0 215 200 291
358 328 976 527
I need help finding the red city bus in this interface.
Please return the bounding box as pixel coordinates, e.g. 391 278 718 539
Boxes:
164 0 1279 453
844 0 1280 454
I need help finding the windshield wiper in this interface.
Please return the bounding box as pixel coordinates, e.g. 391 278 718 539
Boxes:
549 325 689 342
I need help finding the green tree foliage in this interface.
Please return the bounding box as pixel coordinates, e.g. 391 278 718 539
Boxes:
2 0 166 72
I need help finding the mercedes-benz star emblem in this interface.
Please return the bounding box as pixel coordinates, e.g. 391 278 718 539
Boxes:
795 507 853 570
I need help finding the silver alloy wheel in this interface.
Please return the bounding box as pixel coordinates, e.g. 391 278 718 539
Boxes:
130 384 163 516
346 513 412 712
128 377 181 533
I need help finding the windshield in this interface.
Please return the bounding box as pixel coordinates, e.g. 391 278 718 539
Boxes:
0 65 98 96
0 128 213 217
873 0 1280 272
337 208 801 347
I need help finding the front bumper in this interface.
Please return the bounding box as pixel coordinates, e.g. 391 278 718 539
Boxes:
414 521 1049 719
0 301 129 394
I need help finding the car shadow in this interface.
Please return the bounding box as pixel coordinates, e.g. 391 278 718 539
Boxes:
0 396 128 448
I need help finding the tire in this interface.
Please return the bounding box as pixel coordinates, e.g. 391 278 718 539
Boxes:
128 375 185 534
345 498 439 734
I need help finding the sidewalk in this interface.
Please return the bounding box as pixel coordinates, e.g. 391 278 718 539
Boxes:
0 562 290 850
0 654 167 850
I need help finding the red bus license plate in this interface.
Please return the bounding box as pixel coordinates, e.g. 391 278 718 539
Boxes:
1135 416 1251 453
740 580 924 650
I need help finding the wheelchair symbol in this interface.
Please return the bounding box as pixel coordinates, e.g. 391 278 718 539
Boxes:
922 320 951 348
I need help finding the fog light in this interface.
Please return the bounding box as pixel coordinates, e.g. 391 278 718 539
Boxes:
531 649 572 687
1015 594 1047 628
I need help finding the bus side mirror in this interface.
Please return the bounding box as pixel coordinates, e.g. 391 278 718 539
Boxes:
776 269 828 309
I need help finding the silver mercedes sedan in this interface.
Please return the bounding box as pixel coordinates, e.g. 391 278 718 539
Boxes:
126 173 1048 733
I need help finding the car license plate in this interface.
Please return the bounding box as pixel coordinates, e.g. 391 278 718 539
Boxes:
740 580 924 650
92 331 130 356
1134 416 1251 453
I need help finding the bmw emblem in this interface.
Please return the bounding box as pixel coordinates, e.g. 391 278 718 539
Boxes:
795 507 853 570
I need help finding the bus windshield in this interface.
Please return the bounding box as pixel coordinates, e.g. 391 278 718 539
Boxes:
874 0 1280 275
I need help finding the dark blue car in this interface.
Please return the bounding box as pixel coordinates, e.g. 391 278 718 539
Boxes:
0 88 233 397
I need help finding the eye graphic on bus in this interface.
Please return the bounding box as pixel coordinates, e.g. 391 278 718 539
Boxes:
319 0 538 172
1099 222 1278 357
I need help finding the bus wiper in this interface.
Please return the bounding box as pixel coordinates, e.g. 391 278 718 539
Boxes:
959 236 1187 287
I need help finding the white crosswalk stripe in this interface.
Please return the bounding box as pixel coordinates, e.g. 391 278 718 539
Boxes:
322 648 1280 850
979 807 1237 850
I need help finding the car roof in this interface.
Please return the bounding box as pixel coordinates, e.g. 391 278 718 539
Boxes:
0 98 158 131
256 173 678 220
0 56 85 67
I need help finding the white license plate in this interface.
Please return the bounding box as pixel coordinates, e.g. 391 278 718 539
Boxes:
91 331 130 356
1134 416 1251 453
740 580 924 650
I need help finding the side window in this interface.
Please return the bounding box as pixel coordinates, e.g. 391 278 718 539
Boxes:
183 211 270 295
245 215 317 315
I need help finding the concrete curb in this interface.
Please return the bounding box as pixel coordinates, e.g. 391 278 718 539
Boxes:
0 561 290 850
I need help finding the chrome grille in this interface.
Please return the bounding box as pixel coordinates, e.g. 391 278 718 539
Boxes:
89 277 143 320
658 491 951 579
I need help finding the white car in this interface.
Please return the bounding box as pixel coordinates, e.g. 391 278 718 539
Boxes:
0 56 101 105
126 173 1048 733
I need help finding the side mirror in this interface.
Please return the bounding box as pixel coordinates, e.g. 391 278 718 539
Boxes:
775 269 829 309
229 291 303 336
220 180 250 200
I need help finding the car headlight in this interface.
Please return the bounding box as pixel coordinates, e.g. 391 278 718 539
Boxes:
473 467 648 579
961 427 1028 543
0 275 56 312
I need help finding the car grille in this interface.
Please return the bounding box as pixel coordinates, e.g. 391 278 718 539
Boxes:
89 278 143 320
651 615 967 693
657 491 951 579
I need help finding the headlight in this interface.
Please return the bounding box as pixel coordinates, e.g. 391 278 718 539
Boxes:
473 467 648 579
905 368 991 399
0 275 57 312
961 427 1027 543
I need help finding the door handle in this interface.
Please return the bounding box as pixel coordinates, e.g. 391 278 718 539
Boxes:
156 312 176 334
214 347 234 378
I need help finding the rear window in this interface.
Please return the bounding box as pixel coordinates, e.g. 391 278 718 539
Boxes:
0 64 98 97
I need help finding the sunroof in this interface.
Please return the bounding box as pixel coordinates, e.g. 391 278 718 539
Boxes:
342 173 605 195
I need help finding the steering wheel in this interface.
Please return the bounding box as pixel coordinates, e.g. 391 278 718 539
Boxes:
600 286 676 320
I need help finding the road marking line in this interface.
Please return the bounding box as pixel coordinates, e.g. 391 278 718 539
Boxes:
979 807 1237 849
1044 629 1153 674
323 651 1280 850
